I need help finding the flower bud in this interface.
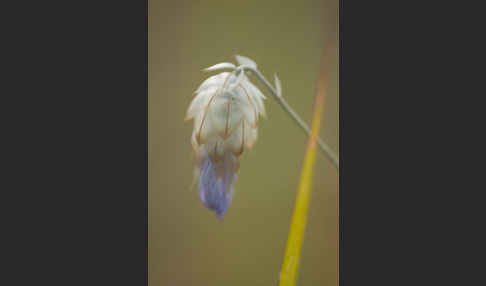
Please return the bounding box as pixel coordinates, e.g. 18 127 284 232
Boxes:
186 58 266 218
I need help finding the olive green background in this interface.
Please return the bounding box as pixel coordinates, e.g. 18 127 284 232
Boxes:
149 0 339 285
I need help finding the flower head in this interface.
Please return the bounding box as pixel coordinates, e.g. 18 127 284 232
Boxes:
185 55 266 219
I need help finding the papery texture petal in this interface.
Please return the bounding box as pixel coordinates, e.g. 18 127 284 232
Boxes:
195 72 231 93
224 120 245 155
195 86 253 143
195 88 228 143
186 86 218 120
241 79 266 117
197 92 236 143
252 93 266 117
206 92 231 136
204 137 225 160
245 125 258 149
197 108 221 144
229 88 257 128
235 55 257 69
242 77 266 99
203 62 236 72
191 130 199 152
193 111 204 132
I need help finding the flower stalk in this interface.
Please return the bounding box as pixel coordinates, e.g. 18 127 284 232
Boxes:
241 66 338 169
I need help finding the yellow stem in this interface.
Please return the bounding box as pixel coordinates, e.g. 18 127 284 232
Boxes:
278 47 331 286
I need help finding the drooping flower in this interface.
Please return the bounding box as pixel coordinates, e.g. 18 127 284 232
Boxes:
185 55 266 219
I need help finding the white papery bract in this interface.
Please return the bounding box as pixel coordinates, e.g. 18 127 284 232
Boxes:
186 60 266 160
185 55 267 219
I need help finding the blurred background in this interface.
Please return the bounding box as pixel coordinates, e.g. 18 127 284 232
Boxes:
149 0 338 285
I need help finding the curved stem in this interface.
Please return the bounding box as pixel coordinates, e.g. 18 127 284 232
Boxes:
243 67 339 169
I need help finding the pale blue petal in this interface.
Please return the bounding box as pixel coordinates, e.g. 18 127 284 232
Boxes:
199 154 236 219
